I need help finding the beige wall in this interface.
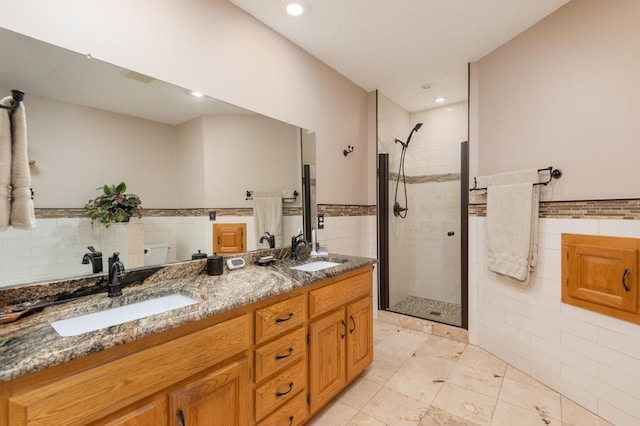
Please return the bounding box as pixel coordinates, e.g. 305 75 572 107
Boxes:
0 0 372 206
17 89 178 208
176 117 205 208
202 115 299 208
474 0 640 201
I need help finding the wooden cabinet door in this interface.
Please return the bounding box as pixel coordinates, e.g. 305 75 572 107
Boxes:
562 234 640 324
213 223 246 254
346 296 373 382
102 399 167 426
308 309 346 414
169 357 251 426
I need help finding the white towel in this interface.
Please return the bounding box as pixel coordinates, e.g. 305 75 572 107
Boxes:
253 191 283 247
8 100 35 230
0 97 12 232
484 169 540 285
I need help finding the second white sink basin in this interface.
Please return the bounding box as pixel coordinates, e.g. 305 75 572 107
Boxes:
290 261 341 272
50 294 198 337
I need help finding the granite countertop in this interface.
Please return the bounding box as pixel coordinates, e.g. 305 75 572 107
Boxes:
0 249 375 382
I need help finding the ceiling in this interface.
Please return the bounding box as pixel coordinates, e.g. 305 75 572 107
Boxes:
230 0 569 113
0 27 252 126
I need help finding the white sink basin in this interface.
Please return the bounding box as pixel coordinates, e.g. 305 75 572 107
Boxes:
50 294 198 337
290 261 341 272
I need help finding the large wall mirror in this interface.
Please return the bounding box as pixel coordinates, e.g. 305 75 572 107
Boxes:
0 27 316 287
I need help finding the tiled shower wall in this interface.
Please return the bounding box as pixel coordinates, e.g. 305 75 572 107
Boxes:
469 214 640 426
378 93 467 306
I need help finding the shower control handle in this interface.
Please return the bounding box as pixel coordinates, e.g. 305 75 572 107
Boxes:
447 231 455 236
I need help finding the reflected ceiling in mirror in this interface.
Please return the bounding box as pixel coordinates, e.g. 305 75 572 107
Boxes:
0 27 316 288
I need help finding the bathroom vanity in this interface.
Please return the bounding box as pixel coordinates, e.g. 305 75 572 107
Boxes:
0 252 374 425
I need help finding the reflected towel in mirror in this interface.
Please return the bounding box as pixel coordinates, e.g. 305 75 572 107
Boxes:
253 191 283 248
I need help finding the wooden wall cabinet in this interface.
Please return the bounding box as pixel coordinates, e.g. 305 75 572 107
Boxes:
562 233 640 324
213 223 246 254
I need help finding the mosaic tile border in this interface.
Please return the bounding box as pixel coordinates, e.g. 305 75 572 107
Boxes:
470 198 640 220
34 205 371 219
389 172 461 184
35 207 301 219
318 204 376 217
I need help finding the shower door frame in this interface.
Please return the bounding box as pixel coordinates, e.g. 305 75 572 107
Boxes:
377 142 469 329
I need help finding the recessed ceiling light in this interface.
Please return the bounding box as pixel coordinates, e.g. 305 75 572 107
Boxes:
190 91 204 98
420 83 433 90
279 0 311 18
435 97 446 103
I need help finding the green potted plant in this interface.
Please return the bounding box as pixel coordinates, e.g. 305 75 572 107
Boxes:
85 182 142 227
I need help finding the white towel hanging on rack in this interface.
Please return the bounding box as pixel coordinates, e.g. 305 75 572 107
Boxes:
9 98 35 230
484 169 540 285
0 96 12 231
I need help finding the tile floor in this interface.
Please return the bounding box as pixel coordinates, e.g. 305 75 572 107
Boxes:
306 319 612 426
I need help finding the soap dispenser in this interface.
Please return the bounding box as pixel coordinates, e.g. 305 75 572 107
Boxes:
207 253 224 276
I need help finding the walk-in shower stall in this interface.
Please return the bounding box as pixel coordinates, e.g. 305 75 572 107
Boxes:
377 96 468 328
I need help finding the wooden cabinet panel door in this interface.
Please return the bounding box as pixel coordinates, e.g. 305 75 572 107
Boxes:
169 357 251 426
346 296 373 382
213 224 246 254
308 309 346 414
102 399 166 426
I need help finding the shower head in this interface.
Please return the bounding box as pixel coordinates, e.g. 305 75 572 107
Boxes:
395 122 424 148
404 122 423 147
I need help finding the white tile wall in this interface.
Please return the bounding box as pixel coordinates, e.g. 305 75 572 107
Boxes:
0 214 305 287
469 216 640 426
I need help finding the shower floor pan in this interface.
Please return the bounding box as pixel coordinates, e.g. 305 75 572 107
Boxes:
389 295 461 327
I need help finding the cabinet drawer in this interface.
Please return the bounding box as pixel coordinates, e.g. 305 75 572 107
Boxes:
257 391 307 426
255 360 306 421
256 295 305 344
255 327 306 383
8 314 251 426
309 272 371 319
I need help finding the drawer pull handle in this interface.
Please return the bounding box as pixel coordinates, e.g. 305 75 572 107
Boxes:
275 312 294 323
623 268 631 292
275 347 294 360
349 315 356 334
276 382 294 397
341 319 346 339
177 409 185 426
289 415 294 426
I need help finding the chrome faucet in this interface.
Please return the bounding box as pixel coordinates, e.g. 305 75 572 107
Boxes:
81 246 103 274
291 232 307 259
259 232 276 248
107 252 125 297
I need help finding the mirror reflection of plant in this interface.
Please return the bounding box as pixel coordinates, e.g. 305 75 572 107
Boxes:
85 182 142 227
